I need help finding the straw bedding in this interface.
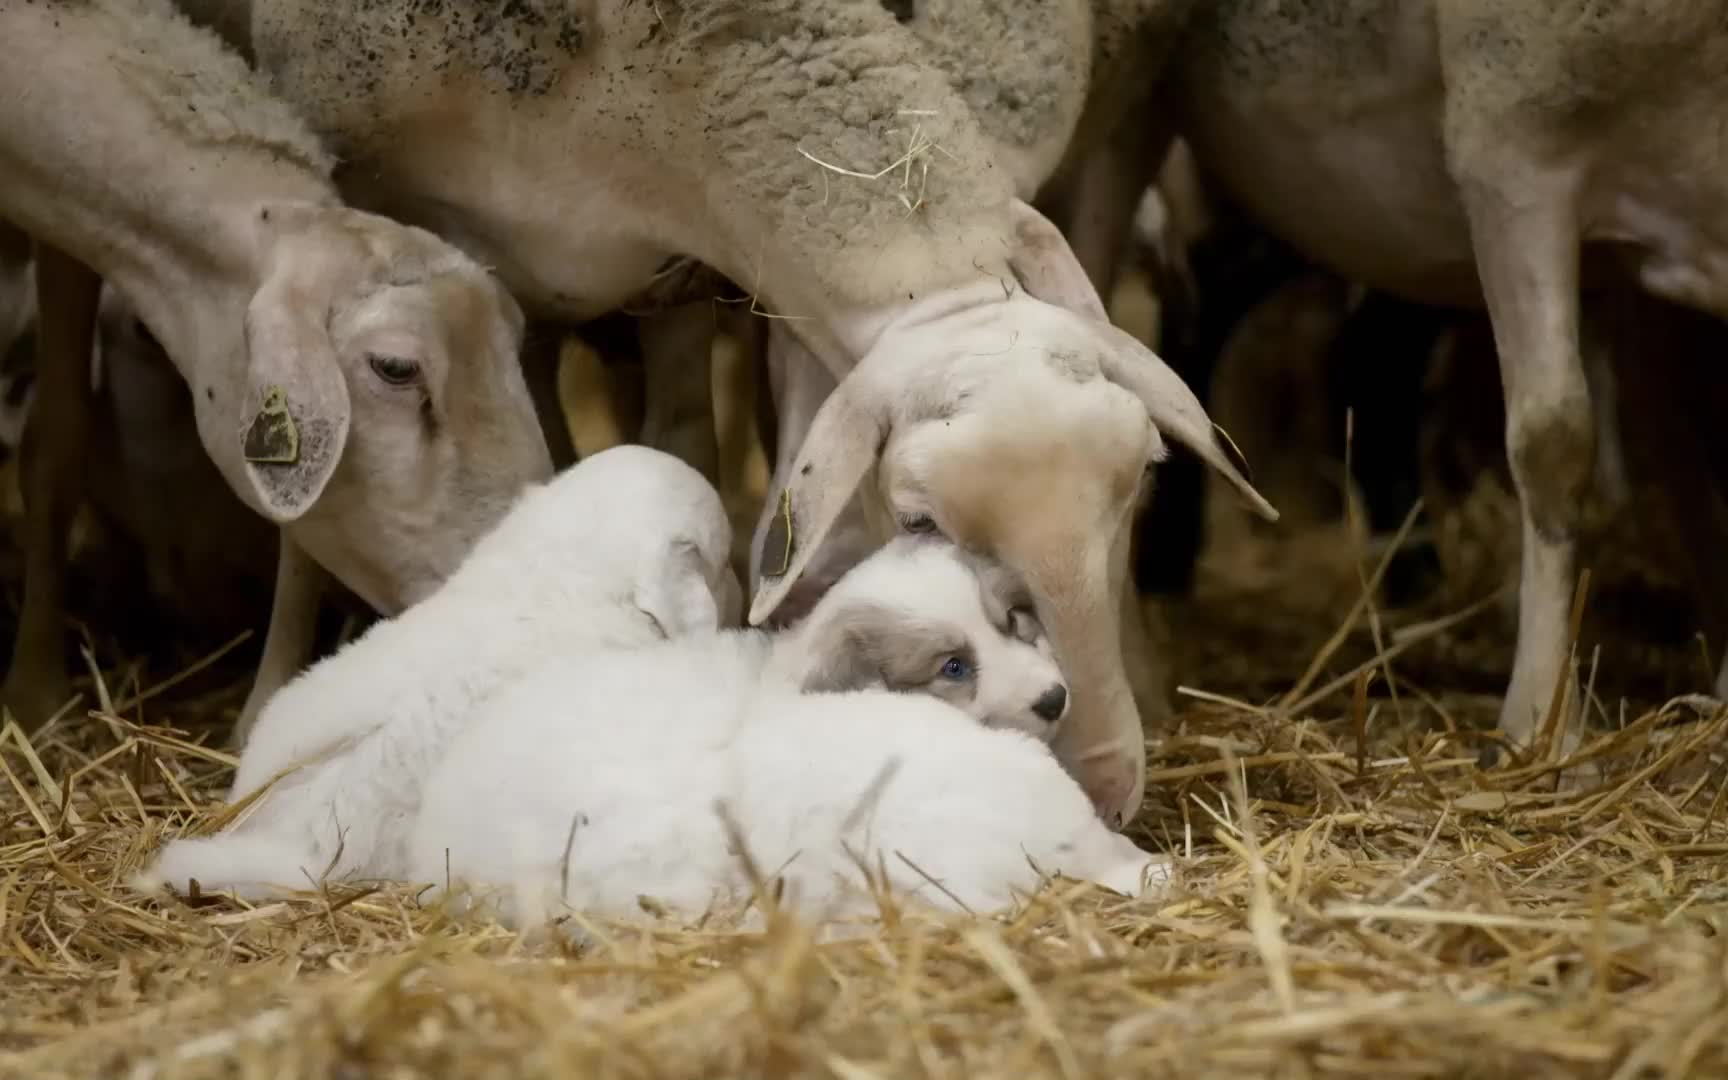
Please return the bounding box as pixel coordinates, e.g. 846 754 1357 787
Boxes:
4 537 1725 1080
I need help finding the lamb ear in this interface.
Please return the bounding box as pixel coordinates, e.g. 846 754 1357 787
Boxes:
747 370 889 626
1004 198 1110 323
634 540 721 638
236 272 351 523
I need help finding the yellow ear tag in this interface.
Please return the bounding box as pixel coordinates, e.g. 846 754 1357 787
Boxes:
764 487 795 578
243 386 300 465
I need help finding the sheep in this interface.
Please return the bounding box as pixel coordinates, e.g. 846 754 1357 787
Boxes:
680 0 1177 699
0 0 554 731
1131 1 1728 753
506 0 1097 486
187 0 1278 827
402 687 1168 933
134 444 743 900
136 532 1075 900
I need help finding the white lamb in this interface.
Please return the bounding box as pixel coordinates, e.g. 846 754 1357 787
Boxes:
406 685 1166 932
135 444 740 899
138 533 1077 900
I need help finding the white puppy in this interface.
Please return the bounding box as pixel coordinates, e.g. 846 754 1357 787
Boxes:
402 538 1157 930
138 534 1074 901
409 685 1165 930
136 445 739 898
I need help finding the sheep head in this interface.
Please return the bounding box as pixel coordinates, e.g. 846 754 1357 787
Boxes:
205 201 554 614
749 201 1276 828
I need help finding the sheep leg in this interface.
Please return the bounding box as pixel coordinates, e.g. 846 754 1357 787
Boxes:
750 321 877 624
1041 105 1172 297
1329 291 1451 608
1636 369 1728 704
1579 324 1632 514
231 532 327 747
581 313 646 446
1454 161 1590 760
3 243 97 730
520 321 577 471
746 313 779 469
1117 552 1175 739
713 301 766 498
1598 296 1728 703
637 302 720 485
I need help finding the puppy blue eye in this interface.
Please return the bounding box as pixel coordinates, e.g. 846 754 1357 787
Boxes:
941 657 970 679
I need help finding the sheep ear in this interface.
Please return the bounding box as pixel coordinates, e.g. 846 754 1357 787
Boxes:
1094 321 1278 522
748 372 888 627
1000 198 1276 522
235 272 352 523
1004 198 1110 323
634 540 720 638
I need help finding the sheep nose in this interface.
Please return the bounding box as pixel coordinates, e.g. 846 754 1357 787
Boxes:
1031 685 1068 724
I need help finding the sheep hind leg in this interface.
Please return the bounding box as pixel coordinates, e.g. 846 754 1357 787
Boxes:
3 243 97 731
638 302 720 486
1602 296 1728 706
1455 161 1592 768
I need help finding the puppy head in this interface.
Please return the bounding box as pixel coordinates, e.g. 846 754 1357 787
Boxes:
513 445 739 637
796 537 1069 738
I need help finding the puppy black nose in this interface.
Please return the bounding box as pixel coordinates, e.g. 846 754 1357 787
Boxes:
1031 685 1068 723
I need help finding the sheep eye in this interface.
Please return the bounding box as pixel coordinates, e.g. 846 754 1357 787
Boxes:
368 353 421 386
940 656 970 679
900 514 939 536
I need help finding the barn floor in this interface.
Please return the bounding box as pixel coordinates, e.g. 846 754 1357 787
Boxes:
3 309 1727 1078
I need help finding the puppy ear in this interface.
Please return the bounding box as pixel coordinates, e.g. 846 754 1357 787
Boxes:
633 540 720 638
798 607 887 693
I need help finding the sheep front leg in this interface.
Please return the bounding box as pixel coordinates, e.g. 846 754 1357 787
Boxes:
3 243 97 730
231 533 326 747
1454 161 1591 760
637 303 720 485
520 321 578 471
